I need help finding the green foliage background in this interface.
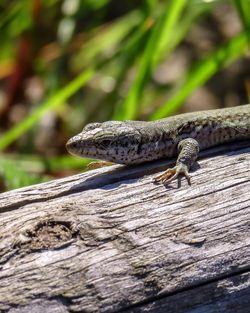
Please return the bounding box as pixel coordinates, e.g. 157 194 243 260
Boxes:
0 0 249 191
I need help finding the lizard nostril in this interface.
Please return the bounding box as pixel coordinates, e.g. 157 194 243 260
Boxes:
66 139 77 151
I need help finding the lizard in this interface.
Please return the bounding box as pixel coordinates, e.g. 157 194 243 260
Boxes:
66 104 250 185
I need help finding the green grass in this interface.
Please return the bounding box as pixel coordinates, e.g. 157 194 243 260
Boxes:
113 0 187 120
151 30 250 120
233 0 250 30
0 154 90 190
1 0 250 190
0 69 95 150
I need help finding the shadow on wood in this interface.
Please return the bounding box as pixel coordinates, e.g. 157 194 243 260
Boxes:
0 142 249 313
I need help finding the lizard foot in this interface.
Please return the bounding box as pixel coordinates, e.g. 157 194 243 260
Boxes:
153 163 191 185
87 161 114 169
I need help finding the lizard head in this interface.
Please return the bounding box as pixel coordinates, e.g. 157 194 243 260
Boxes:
66 121 142 164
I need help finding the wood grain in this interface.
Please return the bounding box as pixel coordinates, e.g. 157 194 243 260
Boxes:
0 141 249 313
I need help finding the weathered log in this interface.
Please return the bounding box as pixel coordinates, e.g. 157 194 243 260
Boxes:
0 141 249 313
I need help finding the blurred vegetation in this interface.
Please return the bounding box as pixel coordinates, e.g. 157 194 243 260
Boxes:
0 0 250 191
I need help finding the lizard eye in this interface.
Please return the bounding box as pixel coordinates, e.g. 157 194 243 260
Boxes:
102 139 111 146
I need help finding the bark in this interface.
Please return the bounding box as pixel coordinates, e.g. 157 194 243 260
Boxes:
0 141 249 313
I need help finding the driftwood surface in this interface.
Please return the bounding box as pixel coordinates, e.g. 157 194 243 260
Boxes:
0 141 249 313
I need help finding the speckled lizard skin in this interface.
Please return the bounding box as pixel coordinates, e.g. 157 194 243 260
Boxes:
66 104 250 184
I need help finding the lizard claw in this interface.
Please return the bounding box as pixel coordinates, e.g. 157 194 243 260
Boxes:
153 164 191 185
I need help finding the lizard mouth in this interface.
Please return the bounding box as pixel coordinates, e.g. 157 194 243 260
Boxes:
66 137 107 159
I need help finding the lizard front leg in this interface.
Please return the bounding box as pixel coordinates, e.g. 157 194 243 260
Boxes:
154 138 199 185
